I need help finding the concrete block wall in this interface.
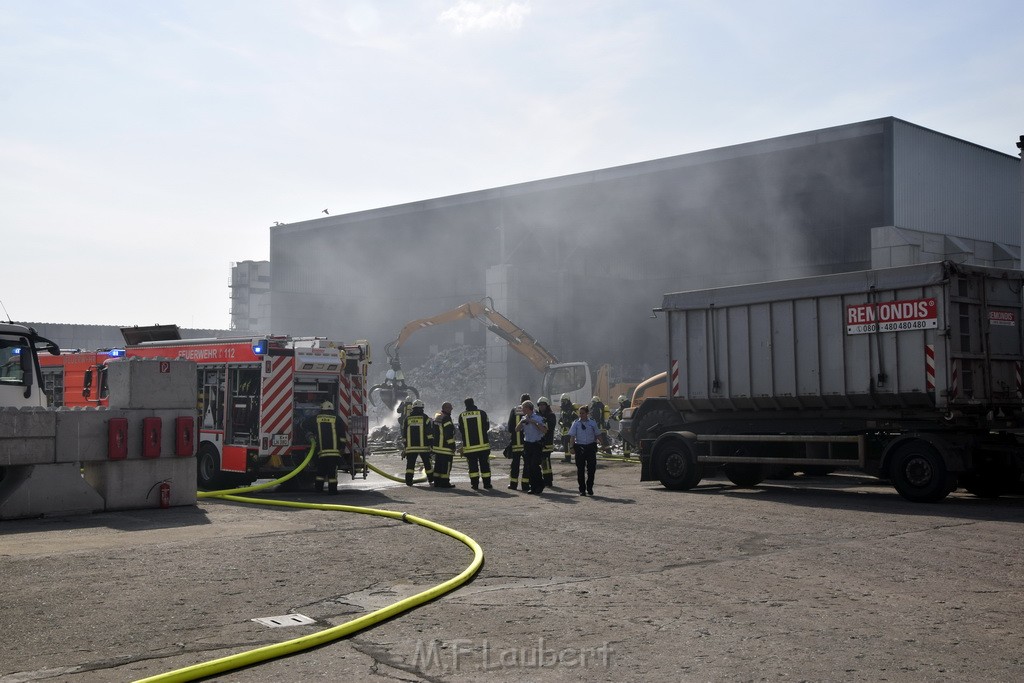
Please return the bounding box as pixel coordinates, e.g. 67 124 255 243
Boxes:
0 359 198 520
106 358 197 410
0 407 56 466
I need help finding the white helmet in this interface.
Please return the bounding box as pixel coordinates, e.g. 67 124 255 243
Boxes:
592 396 601 403
321 401 334 411
560 393 570 401
412 399 424 408
537 396 550 405
618 395 628 403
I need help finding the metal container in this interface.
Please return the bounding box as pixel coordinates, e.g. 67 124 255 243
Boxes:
659 261 1024 416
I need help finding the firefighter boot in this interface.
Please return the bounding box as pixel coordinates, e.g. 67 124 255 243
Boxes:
405 474 413 486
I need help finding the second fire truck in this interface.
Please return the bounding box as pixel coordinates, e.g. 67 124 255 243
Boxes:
40 329 373 489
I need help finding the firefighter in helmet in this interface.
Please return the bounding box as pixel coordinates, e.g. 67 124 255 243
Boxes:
458 397 492 490
431 401 457 488
590 395 611 454
537 397 557 486
506 393 530 490
305 400 349 494
611 394 632 457
403 399 435 486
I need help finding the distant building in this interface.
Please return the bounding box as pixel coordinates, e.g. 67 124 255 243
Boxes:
230 260 271 333
268 117 1021 406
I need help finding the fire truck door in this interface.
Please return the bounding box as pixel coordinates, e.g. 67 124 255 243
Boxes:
200 367 225 430
229 366 261 445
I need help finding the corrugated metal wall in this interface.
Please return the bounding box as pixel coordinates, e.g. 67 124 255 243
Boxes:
891 119 1018 243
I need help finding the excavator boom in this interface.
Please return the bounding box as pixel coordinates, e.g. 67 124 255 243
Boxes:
384 297 558 373
370 297 562 408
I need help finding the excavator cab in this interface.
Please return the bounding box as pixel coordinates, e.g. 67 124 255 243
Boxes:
541 362 591 407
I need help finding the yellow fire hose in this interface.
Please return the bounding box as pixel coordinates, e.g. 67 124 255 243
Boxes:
133 447 483 683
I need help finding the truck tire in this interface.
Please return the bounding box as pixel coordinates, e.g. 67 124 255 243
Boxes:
197 444 225 491
652 438 702 490
724 463 766 488
890 441 950 503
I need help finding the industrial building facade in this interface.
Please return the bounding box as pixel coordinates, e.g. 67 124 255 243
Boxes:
269 117 1020 407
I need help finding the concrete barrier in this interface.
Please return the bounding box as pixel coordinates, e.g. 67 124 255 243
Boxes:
0 359 198 520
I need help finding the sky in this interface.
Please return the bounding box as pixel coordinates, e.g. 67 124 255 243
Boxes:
2 0 1021 330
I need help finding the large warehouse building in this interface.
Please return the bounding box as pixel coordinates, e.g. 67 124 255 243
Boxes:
270 117 1021 408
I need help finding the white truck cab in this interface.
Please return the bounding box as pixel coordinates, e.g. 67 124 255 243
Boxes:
0 323 61 408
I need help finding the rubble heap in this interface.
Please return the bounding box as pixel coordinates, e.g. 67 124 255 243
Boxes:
404 346 487 413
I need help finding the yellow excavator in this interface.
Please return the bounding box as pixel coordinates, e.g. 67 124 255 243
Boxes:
368 297 596 409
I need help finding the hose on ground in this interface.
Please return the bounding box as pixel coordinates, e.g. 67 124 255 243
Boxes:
135 447 484 683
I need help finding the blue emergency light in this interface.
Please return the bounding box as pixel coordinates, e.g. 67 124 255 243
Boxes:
252 340 267 355
12 347 21 355
107 349 126 358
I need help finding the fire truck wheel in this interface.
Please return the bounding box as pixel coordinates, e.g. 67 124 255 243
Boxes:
890 441 950 503
197 444 224 491
652 437 701 490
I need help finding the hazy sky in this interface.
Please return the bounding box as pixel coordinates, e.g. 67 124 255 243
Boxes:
3 0 1021 329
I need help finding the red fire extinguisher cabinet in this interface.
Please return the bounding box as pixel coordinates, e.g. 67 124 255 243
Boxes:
141 417 162 458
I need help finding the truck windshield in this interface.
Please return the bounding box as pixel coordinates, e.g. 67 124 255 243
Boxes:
0 338 29 385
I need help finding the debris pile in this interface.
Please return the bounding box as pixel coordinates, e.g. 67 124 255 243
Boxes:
404 346 487 413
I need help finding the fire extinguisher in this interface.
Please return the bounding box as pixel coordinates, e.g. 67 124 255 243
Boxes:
149 480 172 509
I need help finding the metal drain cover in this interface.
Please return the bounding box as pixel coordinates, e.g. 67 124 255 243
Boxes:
252 613 316 628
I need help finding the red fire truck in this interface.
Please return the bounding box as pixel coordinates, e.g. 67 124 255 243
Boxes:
40 332 372 489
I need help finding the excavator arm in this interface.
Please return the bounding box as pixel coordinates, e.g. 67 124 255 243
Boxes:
370 297 560 408
384 296 558 373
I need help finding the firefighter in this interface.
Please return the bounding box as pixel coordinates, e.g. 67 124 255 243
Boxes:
611 394 632 457
305 401 349 495
558 394 577 462
403 399 435 486
432 401 457 488
396 398 413 434
590 395 611 454
458 397 492 490
506 393 530 490
537 397 557 486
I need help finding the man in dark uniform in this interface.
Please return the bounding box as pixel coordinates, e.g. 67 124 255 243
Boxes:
458 397 492 490
403 400 435 486
305 400 349 495
432 401 457 488
537 397 557 486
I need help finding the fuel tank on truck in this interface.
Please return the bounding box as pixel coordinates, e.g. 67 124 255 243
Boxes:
658 261 1024 417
